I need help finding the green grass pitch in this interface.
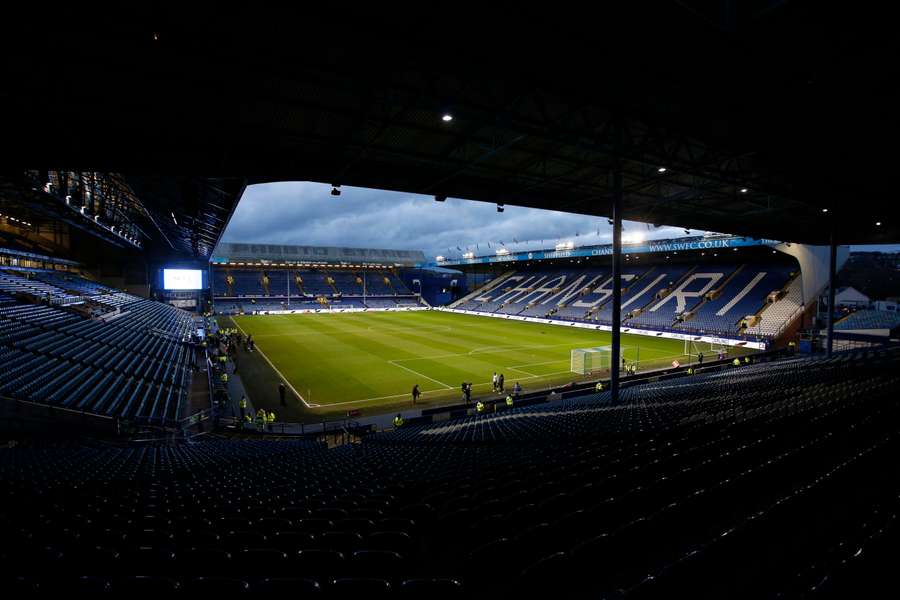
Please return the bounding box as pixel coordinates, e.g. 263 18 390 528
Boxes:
223 310 718 420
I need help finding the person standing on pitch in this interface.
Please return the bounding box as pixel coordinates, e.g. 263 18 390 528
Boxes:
279 382 286 407
412 384 421 405
492 372 498 392
498 373 505 393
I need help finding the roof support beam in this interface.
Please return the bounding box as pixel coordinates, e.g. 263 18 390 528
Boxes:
826 219 838 357
610 120 624 404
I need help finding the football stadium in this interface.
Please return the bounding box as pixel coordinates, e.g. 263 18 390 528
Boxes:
2 7 900 597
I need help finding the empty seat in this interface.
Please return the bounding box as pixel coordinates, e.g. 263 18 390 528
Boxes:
255 577 322 594
296 549 344 577
330 577 392 595
185 577 250 593
350 550 405 578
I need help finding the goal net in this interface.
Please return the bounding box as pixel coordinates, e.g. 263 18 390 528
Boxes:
570 347 610 375
684 339 729 358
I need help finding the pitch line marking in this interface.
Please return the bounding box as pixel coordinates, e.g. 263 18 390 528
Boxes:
367 324 454 335
233 314 696 409
387 360 454 390
507 366 538 377
310 369 575 408
316 390 423 407
231 319 315 408
391 340 606 364
508 359 570 369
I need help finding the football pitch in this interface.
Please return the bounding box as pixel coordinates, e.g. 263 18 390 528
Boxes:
223 310 717 419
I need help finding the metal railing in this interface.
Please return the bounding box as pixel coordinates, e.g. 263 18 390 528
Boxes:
214 415 366 439
1 394 118 434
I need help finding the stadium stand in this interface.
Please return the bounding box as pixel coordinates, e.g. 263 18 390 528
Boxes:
674 264 795 335
0 282 195 426
556 268 645 320
4 15 899 595
362 271 398 295
330 270 362 294
619 264 700 329
0 270 81 304
212 269 230 296
24 271 113 296
229 270 266 296
454 261 798 339
299 271 335 296
212 268 421 314
2 347 898 595
753 274 804 337
834 309 900 331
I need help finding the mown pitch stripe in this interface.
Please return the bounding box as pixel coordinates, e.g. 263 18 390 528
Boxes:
230 311 698 409
231 318 316 408
387 360 453 390
315 368 575 407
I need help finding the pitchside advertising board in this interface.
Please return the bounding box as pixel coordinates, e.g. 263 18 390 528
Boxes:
433 236 781 267
439 308 769 350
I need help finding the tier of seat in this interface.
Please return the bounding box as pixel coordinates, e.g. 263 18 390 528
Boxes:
835 308 900 331
2 347 898 595
456 261 797 339
0 296 194 424
214 268 413 299
215 297 420 314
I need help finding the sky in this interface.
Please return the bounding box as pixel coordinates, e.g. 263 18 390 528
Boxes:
222 182 698 258
220 182 899 259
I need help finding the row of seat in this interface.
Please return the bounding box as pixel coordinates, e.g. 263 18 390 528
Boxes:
213 269 412 297
0 293 195 424
9 575 462 595
2 347 898 595
457 262 796 339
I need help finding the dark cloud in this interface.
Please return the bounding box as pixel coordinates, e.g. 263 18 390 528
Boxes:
220 182 707 258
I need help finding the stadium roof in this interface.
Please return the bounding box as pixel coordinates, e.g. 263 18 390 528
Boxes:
2 4 898 253
434 234 781 267
0 172 244 259
212 243 426 267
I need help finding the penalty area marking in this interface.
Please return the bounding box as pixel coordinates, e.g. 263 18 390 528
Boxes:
390 340 606 364
312 368 575 408
387 360 453 390
230 319 316 408
506 366 538 377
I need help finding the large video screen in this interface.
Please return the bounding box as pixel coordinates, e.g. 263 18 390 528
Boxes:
163 269 203 290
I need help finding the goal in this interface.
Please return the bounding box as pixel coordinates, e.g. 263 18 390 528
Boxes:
684 339 729 358
570 347 611 375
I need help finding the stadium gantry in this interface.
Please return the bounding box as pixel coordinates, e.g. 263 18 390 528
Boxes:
1 6 899 596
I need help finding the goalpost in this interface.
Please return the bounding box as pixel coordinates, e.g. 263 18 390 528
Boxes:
684 339 729 358
570 347 611 375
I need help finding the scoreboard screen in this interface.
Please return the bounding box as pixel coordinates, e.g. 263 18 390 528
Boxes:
163 269 203 290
